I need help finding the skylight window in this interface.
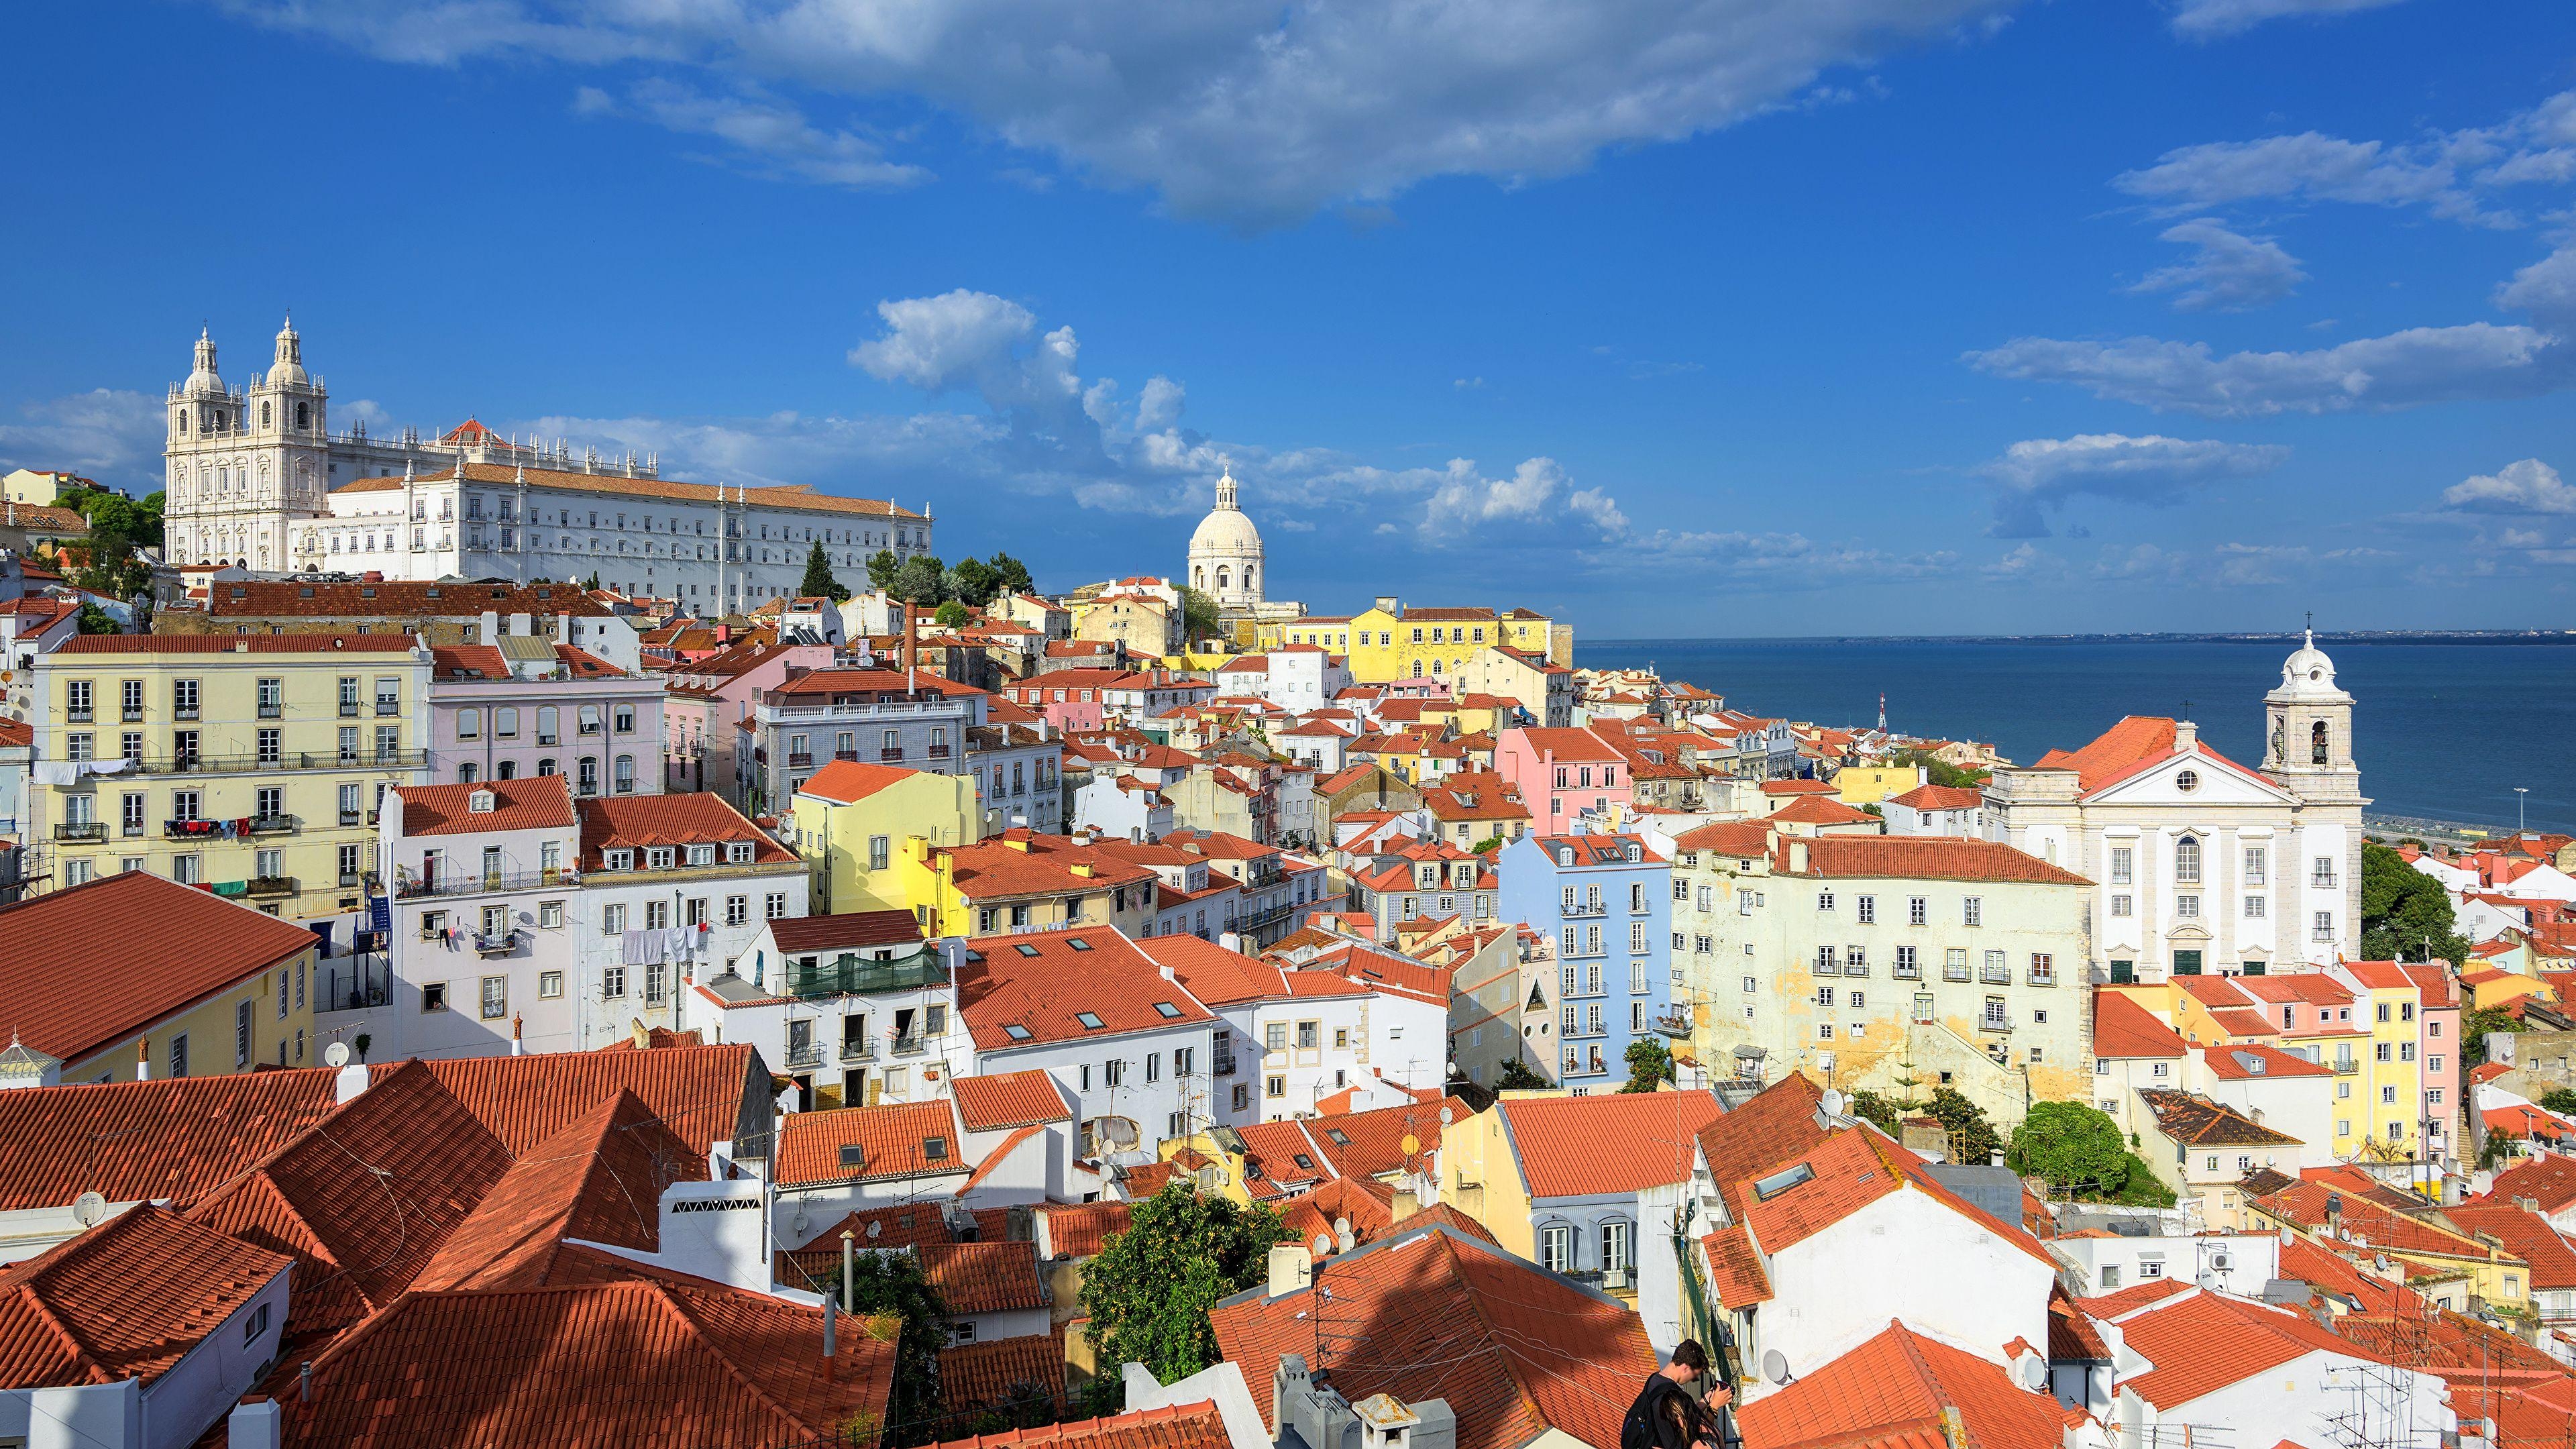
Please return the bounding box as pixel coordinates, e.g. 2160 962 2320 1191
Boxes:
1016 943 1042 958
1077 1012 1106 1030
1153 1002 1183 1018
839 1144 867 1169
1069 938 1093 952
1004 1024 1034 1041
1326 1129 1351 1146
1752 1163 1816 1201
924 1136 949 1161
1292 1154 1315 1171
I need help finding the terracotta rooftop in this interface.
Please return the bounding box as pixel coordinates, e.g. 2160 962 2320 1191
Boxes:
2139 1089 2303 1148
2092 993 2188 1059
935 1330 1069 1428
0 1205 292 1389
1772 835 2090 885
0 1069 341 1211
765 909 926 956
923 1402 1229 1449
0 871 321 1066
1887 782 1986 810
195 578 612 617
777 1099 965 1187
1735 1320 2072 1449
1209 1224 1656 1449
1497 1090 1725 1199
390 772 577 837
952 1069 1075 1132
371 1042 765 1157
796 759 932 804
338 458 922 518
577 792 796 869
1036 1201 1134 1259
919 1239 1046 1315
2113 1289 2380 1409
955 927 1214 1051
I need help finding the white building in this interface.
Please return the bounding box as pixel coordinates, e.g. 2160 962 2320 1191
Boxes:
1185 465 1264 611
698 909 970 1112
1144 932 1446 1125
952 926 1220 1165
1880 782 1986 837
1982 632 2367 983
162 322 932 602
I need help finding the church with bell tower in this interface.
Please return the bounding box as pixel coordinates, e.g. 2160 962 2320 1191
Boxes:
165 317 332 572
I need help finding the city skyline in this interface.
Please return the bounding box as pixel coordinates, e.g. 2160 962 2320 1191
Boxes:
3 0 2571 635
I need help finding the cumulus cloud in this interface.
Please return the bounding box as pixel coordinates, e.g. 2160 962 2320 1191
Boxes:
2129 219 2305 312
578 79 928 189
209 0 2020 223
2166 0 2407 38
1595 527 1958 586
2443 458 2576 515
1976 432 2288 537
0 389 167 490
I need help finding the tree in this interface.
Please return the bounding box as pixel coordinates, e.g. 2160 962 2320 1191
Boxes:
798 1246 949 1445
887 554 949 608
2483 1130 2524 1171
1923 1087 2001 1166
2466 1006 2526 1066
798 539 851 602
2006 1101 2147 1199
934 600 971 629
866 549 903 593
1621 1036 1675 1093
1493 1057 1550 1092
987 551 1034 596
74 604 119 635
1846 1090 1909 1136
2361 841 2470 964
2541 1088 2576 1116
584 571 602 591
1079 1181 1290 1387
1176 585 1221 645
948 557 1003 608
1890 749 1985 790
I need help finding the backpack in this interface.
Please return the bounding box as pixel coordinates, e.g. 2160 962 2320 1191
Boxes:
1620 1377 1682 1449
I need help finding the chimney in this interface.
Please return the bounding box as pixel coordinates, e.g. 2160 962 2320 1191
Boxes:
1267 1243 1312 1297
136 1036 150 1081
1788 839 1809 875
227 1397 283 1449
511 1015 525 1056
822 1295 839 1383
2174 718 2198 751
299 1363 313 1404
902 602 918 679
335 1059 370 1105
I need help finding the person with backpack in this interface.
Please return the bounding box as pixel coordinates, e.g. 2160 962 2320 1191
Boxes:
1622 1340 1732 1449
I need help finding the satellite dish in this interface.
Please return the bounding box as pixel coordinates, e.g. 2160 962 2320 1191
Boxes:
1399 1134 1420 1157
1438 1107 1453 1126
866 1220 882 1239
1313 1232 1332 1255
72 1191 107 1228
1819 1088 1847 1118
323 1042 351 1069
1761 1349 1792 1385
1336 1226 1356 1254
2019 1356 2047 1391
1332 1216 1352 1236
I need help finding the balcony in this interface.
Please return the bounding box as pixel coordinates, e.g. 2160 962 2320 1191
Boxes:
111 749 429 777
248 814 298 837
787 753 814 771
394 867 580 900
1213 1055 1238 1077
52 821 107 843
258 704 282 719
376 700 400 716
472 930 517 956
2332 1059 2359 1076
1650 1009 1693 1040
65 708 93 724
782 947 949 999
786 1042 825 1070
926 745 951 760
340 702 361 718
839 1039 876 1064
879 748 906 763
341 810 364 826
246 875 298 898
890 1032 927 1057
175 706 201 721
1978 1014 2010 1034
121 707 142 722
1892 962 1921 981
1560 902 1608 920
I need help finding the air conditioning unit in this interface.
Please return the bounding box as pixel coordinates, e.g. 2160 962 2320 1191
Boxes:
2210 1252 2233 1272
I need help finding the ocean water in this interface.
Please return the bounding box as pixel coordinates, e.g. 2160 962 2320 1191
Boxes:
1578 638 2576 836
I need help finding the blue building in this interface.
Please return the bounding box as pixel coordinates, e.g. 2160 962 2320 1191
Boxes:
1496 830 1674 1092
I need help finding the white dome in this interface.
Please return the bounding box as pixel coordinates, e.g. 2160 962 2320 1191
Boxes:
182 329 225 396
266 315 309 387
1189 506 1263 556
2271 629 2347 701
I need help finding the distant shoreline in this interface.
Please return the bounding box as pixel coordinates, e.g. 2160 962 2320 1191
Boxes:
1586 631 2576 648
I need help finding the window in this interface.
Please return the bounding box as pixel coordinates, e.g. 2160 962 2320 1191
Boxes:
1540 1224 1571 1273
2109 846 2133 885
2110 894 2133 918
1856 895 1875 924
1601 1220 1631 1275
1907 896 1927 926
1962 896 1982 927
2245 895 2267 920
2313 911 2336 943
1894 945 1918 978
1267 1073 1286 1099
767 893 789 919
1817 891 1835 912
235 1000 253 1067
480 977 507 1020
458 707 482 740
2175 835 2201 884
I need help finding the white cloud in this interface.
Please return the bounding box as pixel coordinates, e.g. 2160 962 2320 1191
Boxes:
850 290 1044 394
0 390 167 490
2109 89 2575 228
1598 527 1958 585
1421 458 1568 535
209 0 2021 223
580 79 928 189
1980 541 2067 581
2129 219 2305 312
1976 432 2288 537
2166 0 2406 39
1567 486 1629 535
2091 543 2186 581
2498 244 2576 327
1964 321 2565 417
2443 458 2576 515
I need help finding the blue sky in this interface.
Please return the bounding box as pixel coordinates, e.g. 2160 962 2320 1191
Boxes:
4 0 2573 637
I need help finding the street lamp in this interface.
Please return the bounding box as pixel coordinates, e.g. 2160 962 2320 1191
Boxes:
2516 787 2530 836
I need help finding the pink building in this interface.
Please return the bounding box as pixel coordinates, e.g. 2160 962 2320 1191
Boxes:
1494 726 1629 830
659 636 836 800
2398 960 2465 1165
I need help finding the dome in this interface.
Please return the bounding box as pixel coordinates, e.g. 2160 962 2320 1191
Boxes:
265 314 309 387
182 328 225 396
2271 628 2348 701
1189 504 1263 556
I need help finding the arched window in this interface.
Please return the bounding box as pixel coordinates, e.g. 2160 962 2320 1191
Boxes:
178 409 191 435
1215 566 1229 591
2311 720 2330 765
496 759 517 780
537 758 557 777
578 757 599 795
614 755 635 794
261 401 272 428
296 400 310 429
458 763 478 784
2175 835 2202 885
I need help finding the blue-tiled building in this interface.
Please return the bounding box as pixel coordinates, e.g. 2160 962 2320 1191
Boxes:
1497 830 1674 1092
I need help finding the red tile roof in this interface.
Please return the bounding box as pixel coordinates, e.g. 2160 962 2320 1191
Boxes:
2440 1204 2576 1288
1695 1073 1832 1222
2485 1152 2576 1214
1767 794 1878 826
337 460 920 519
429 643 510 680
934 835 1159 902
1735 1320 2070 1449
2252 1181 2490 1261
1887 782 1985 810
1772 835 2089 885
389 772 578 836
0 871 319 1065
1497 1091 1725 1199
2112 1289 2380 1409
376 1042 764 1157
1672 820 1775 857
936 1331 1068 1426
578 792 795 869
2203 1042 2334 1079
1736 1126 2059 1272
2032 715 2178 793
955 927 1214 1050
1208 1224 1656 1449
412 1090 702 1293
767 909 927 955
1036 1201 1134 1259
1701 1223 1774 1309
919 1239 1045 1314
0 1206 292 1389
797 759 931 804
2092 994 2188 1059
51 631 423 653
777 1100 965 1187
924 1402 1228 1449
953 1070 1073 1132
0 1069 341 1211
275 1277 900 1448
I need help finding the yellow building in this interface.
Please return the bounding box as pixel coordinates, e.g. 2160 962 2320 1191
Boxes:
1422 696 1511 737
894 833 1157 937
2336 961 2430 1165
1336 601 1568 685
790 759 979 914
1 468 95 506
1071 591 1181 656
27 634 431 930
1834 765 1925 806
1436 1090 1546 1260
0 869 322 1084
